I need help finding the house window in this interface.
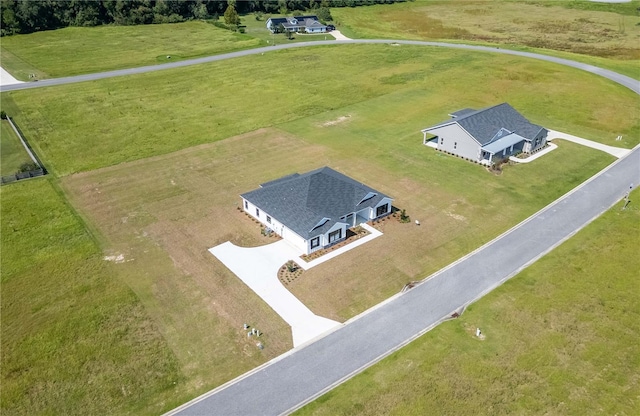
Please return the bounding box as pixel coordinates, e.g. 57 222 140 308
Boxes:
454 142 457 150
256 208 260 217
310 237 320 249
244 201 248 209
328 229 342 244
267 216 271 224
376 204 389 217
440 137 444 145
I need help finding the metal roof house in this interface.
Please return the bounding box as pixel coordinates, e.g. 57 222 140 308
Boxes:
266 15 327 33
241 167 393 255
421 103 548 165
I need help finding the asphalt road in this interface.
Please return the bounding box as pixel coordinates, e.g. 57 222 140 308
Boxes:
1 40 638 94
171 146 639 416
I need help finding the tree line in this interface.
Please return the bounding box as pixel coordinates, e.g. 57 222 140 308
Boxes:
1 0 409 36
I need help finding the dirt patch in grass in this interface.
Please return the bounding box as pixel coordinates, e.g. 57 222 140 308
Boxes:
321 115 352 127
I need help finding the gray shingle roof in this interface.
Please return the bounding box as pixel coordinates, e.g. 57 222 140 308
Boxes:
425 103 546 145
241 167 391 240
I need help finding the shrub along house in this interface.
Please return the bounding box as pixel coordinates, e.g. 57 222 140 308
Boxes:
241 167 393 255
266 15 327 33
421 103 548 165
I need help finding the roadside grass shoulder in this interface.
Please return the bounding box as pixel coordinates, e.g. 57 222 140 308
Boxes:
295 188 640 415
0 120 32 176
0 179 182 415
332 0 640 79
0 21 263 79
2 44 637 177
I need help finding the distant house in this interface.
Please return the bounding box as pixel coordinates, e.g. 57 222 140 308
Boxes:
241 167 393 255
266 15 327 33
421 103 548 165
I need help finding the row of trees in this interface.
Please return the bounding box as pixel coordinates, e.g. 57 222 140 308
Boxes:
1 0 409 36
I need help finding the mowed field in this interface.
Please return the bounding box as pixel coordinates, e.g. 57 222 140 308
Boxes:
333 0 640 79
1 43 638 414
0 20 263 79
296 188 640 415
0 120 32 176
2 45 637 178
1 179 182 415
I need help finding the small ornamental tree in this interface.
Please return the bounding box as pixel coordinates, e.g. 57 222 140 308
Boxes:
224 4 240 26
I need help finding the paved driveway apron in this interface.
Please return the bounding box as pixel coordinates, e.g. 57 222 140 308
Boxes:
176 148 639 415
209 241 340 347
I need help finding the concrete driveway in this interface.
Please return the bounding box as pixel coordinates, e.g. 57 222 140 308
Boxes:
329 30 351 41
209 240 341 348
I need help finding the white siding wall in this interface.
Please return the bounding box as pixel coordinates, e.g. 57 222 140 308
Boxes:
373 198 393 219
432 124 481 161
242 198 307 252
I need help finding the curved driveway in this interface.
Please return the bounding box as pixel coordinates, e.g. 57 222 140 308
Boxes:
1 40 638 94
2 38 637 415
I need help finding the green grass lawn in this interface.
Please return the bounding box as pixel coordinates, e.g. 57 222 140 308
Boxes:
295 188 640 415
0 21 263 79
0 120 32 176
1 41 638 414
0 179 182 415
332 0 640 79
2 44 637 177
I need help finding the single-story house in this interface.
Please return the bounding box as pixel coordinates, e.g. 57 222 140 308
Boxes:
241 167 393 255
266 15 327 33
421 103 548 165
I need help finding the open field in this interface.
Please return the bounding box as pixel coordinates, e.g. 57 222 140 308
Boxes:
0 120 32 176
296 188 640 415
0 179 181 415
2 45 637 177
333 0 640 78
2 42 638 413
0 21 263 79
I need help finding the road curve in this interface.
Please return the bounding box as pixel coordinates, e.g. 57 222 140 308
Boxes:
1 40 638 94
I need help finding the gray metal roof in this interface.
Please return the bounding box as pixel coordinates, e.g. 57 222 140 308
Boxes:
241 167 391 240
424 103 546 145
449 108 476 118
481 133 526 154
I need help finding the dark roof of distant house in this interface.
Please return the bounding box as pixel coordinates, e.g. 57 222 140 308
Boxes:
424 103 546 145
241 167 391 239
268 15 319 26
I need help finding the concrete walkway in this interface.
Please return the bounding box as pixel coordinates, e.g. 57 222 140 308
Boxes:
299 223 382 270
509 142 558 163
0 67 23 86
547 129 631 158
209 240 341 348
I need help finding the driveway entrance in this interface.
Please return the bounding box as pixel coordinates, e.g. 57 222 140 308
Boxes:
209 240 341 347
